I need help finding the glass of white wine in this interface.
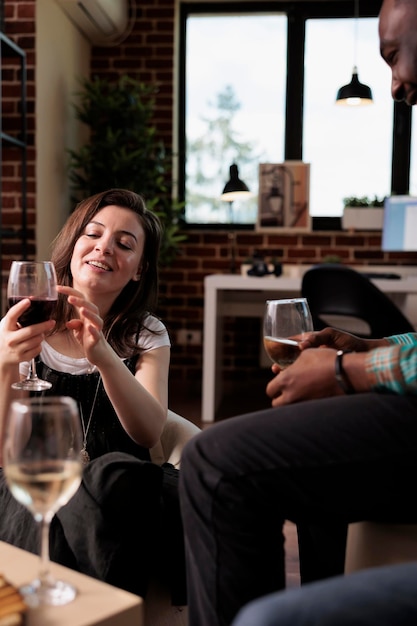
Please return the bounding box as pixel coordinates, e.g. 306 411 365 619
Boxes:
263 298 314 369
3 396 83 607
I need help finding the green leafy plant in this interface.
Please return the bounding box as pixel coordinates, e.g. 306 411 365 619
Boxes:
67 75 186 266
343 195 385 208
322 254 342 264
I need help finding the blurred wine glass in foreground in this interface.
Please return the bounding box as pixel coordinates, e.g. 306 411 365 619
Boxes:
263 298 314 369
3 396 83 607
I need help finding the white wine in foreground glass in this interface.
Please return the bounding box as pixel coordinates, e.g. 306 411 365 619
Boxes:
7 261 58 391
3 397 83 607
263 298 314 369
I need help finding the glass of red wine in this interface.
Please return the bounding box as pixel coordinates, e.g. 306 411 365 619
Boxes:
263 298 314 369
7 261 58 391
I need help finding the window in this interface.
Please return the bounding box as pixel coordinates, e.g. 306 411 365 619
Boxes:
303 17 392 217
178 0 409 227
184 13 286 224
410 108 417 196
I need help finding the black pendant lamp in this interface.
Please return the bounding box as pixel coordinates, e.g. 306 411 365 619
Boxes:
335 0 373 107
220 163 252 202
336 66 373 106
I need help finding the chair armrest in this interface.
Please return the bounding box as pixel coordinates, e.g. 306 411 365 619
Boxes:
150 409 201 468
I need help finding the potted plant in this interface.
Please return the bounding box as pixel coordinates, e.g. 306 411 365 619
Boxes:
342 195 385 231
322 254 342 264
67 75 186 266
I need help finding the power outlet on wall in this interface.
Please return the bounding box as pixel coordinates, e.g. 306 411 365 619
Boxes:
177 329 202 346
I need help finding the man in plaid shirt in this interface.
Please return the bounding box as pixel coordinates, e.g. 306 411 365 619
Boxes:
179 2 417 624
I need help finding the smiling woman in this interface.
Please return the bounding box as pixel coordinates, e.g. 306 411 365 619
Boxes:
0 188 187 606
68 204 145 311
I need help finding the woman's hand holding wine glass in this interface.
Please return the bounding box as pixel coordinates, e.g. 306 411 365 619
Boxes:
7 261 58 391
3 396 83 607
263 298 314 369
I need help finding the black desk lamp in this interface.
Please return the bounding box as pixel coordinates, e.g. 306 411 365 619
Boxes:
221 163 253 273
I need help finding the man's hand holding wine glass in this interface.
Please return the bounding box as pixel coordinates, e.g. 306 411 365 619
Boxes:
263 298 346 406
263 298 314 370
266 347 346 406
264 306 381 406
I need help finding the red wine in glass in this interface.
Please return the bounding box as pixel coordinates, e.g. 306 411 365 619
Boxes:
8 298 58 327
7 261 58 391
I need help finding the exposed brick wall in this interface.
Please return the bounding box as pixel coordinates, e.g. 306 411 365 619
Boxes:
90 0 175 150
2 0 417 393
2 0 36 275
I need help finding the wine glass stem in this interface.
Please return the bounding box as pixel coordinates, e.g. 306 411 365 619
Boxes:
28 358 39 382
39 517 53 586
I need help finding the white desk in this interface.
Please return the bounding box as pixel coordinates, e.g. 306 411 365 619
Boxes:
202 272 417 424
0 540 143 626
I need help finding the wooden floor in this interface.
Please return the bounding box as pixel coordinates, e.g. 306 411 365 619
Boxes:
170 382 301 588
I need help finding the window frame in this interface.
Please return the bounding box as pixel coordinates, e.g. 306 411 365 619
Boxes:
177 0 411 230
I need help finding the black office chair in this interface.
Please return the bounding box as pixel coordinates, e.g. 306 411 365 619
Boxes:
301 264 415 338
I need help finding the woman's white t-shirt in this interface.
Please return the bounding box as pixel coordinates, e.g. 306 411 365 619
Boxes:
20 315 170 376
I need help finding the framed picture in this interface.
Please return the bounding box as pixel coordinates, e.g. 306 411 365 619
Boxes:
257 161 311 231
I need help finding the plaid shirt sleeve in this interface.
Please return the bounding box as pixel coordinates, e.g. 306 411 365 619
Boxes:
365 333 417 394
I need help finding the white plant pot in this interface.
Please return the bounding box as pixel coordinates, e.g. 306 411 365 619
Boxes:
241 264 253 276
342 207 384 231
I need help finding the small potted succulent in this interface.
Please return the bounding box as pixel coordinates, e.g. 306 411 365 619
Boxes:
342 195 385 231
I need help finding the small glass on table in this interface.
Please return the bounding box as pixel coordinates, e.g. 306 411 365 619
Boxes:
263 297 314 369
